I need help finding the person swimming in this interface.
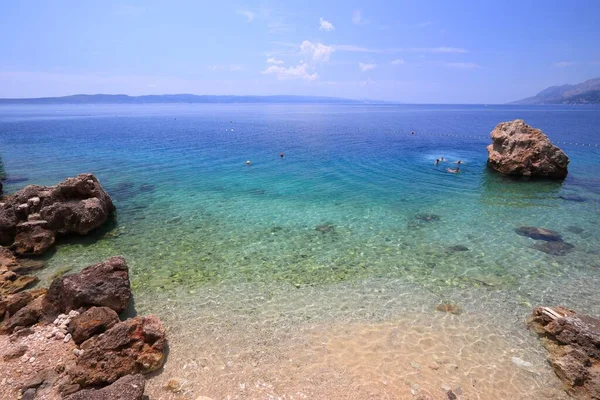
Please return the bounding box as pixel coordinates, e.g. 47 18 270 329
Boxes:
446 167 460 173
439 157 446 162
280 153 284 158
434 159 440 165
453 160 464 165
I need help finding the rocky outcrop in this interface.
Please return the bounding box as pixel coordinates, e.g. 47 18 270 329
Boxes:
43 256 131 318
487 119 569 179
68 306 119 345
528 306 600 399
67 315 166 389
64 374 146 400
0 173 114 255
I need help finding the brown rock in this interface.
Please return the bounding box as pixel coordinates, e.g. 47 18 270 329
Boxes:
0 173 114 254
2 344 27 360
3 288 46 317
0 267 38 296
12 221 56 256
528 306 600 399
68 315 166 388
64 374 145 400
436 303 462 315
43 256 131 317
3 295 45 332
68 306 120 344
487 119 569 179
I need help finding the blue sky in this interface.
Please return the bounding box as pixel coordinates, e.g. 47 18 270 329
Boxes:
0 1 599 103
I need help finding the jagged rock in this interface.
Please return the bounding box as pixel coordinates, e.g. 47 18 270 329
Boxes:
1 288 46 320
68 315 166 388
3 295 45 332
0 267 37 296
1 344 27 361
515 226 563 242
64 374 146 400
487 119 569 179
528 306 600 399
0 173 114 253
43 256 131 317
68 306 120 345
532 241 575 256
315 224 335 234
12 221 56 256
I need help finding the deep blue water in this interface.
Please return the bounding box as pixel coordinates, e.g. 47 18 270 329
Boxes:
1 104 599 304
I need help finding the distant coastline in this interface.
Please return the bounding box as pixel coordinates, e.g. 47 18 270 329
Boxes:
0 94 389 105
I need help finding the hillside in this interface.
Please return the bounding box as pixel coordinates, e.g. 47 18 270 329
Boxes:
512 77 600 105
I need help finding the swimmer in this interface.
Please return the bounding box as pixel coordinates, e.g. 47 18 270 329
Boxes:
280 152 284 158
446 167 460 173
440 157 446 162
434 159 440 165
411 131 415 135
453 160 464 165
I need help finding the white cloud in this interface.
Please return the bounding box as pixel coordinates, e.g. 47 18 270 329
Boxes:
440 62 480 69
319 17 335 31
352 10 365 25
414 47 467 53
267 58 284 65
261 63 318 81
300 41 334 62
237 9 255 22
553 61 576 68
359 63 376 72
391 59 406 65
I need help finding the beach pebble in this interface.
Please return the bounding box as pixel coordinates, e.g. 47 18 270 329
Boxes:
20 354 30 363
55 332 65 340
68 310 80 318
63 333 72 343
73 349 83 357
28 357 36 363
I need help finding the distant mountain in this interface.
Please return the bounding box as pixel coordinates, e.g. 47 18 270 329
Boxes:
511 77 600 105
0 94 383 105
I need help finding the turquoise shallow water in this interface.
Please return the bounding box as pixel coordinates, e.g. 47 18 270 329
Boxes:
2 104 600 397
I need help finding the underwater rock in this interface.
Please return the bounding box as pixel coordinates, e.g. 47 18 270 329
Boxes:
109 182 136 201
138 184 155 193
3 176 29 184
435 303 462 315
448 245 469 252
67 315 166 389
0 174 114 254
566 226 584 235
559 194 587 202
515 226 563 242
487 119 569 179
415 213 441 222
43 256 131 317
68 306 120 345
532 241 575 256
528 306 600 399
315 224 335 234
64 373 146 400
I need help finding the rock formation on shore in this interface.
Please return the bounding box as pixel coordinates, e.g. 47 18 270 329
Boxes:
487 119 569 179
528 306 600 399
0 173 114 256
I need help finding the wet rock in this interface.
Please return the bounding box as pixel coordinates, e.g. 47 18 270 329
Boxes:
4 176 29 184
68 306 120 345
3 295 45 333
64 374 146 400
109 181 137 202
566 226 584 235
0 174 114 254
436 303 462 315
415 213 441 222
44 256 131 317
559 194 587 202
166 377 187 393
12 221 56 256
0 267 37 296
448 245 469 252
515 226 563 242
446 390 458 400
68 315 166 388
487 119 569 179
315 224 335 234
528 306 600 399
532 241 575 256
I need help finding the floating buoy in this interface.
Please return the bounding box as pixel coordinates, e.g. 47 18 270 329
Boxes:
246 160 251 165
280 153 284 158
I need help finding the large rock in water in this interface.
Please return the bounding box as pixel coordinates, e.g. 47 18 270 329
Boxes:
0 173 114 254
43 256 131 317
67 315 166 389
528 306 600 399
487 119 569 179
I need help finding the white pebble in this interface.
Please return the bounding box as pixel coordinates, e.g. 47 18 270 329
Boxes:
63 333 72 343
28 357 35 363
20 355 29 363
72 349 82 357
68 310 80 318
55 332 65 340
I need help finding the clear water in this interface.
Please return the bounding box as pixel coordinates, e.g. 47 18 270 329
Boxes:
1 104 599 398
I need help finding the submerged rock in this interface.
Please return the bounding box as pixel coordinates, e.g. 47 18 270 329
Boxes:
435 303 462 315
528 306 600 399
448 245 469 252
64 374 146 400
0 174 114 255
43 256 131 317
559 194 587 202
566 226 584 235
315 224 335 234
532 241 575 256
138 183 156 193
68 315 166 388
487 119 569 179
415 213 441 222
515 226 563 242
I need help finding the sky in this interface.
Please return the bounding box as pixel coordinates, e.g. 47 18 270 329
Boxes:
0 0 599 103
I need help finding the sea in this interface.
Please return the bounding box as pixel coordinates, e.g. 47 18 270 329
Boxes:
1 104 599 399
